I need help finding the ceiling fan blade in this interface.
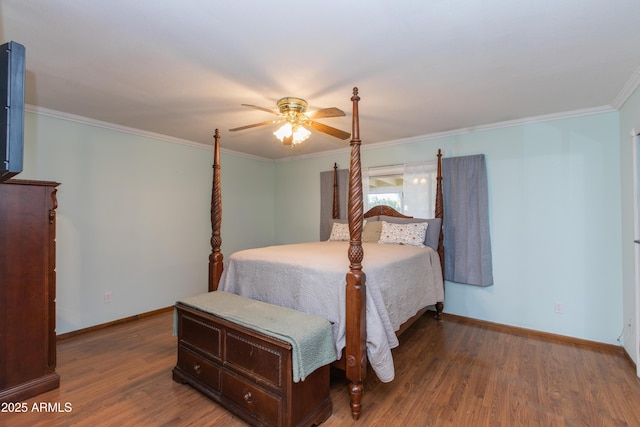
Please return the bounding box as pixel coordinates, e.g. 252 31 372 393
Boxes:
229 119 281 132
308 120 351 140
241 104 279 115
306 107 346 119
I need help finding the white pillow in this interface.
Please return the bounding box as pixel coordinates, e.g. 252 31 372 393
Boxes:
328 222 350 241
328 220 368 241
378 221 428 247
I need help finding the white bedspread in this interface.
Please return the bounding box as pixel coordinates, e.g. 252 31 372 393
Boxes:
218 241 444 382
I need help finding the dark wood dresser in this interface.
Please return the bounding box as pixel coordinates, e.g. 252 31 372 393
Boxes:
0 179 60 402
173 302 332 427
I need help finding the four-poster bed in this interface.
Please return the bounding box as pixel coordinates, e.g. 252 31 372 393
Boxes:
206 88 444 420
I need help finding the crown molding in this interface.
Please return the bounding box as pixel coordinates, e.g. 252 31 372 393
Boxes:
365 105 616 151
26 103 618 164
24 104 272 162
25 104 211 150
612 65 640 109
280 104 616 161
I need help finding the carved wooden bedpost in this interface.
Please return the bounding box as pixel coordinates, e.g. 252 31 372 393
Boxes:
435 148 444 318
346 87 367 420
209 129 223 292
332 162 340 219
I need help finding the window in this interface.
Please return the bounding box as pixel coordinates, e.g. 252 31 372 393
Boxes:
365 161 437 218
366 166 404 212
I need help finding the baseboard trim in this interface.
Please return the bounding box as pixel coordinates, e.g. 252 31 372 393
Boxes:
57 306 174 341
621 347 638 373
433 310 630 358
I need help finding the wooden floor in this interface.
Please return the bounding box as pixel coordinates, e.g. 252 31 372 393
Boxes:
2 311 640 427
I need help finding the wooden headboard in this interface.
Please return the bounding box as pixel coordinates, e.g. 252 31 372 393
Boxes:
364 205 412 218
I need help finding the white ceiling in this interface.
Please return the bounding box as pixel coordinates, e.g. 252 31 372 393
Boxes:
2 0 640 160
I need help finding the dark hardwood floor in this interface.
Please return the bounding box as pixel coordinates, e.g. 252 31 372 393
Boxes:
2 310 639 426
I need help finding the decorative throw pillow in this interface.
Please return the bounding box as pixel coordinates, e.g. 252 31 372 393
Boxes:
328 222 350 241
362 221 383 243
377 216 441 250
378 221 428 247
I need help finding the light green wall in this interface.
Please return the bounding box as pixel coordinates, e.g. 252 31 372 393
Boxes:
219 153 276 255
619 84 640 367
21 111 274 334
275 112 623 345
274 153 350 243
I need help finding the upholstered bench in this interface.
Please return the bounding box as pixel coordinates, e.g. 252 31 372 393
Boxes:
172 291 336 427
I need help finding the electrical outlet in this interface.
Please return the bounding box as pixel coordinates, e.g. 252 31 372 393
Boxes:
554 302 564 314
104 292 112 303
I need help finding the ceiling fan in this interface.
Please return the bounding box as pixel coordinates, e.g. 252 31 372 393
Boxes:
229 97 351 146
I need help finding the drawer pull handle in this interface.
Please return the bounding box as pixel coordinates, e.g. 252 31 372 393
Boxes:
243 390 253 403
193 363 201 374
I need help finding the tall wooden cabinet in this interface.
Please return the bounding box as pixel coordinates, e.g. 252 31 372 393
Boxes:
0 179 60 402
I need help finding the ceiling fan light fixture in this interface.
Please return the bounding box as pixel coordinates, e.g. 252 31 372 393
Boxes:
273 122 292 140
277 97 307 114
273 122 311 146
231 96 349 144
291 125 310 145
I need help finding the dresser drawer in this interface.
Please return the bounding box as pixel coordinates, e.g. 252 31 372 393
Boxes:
221 370 281 426
177 346 220 390
179 313 222 360
225 330 287 389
